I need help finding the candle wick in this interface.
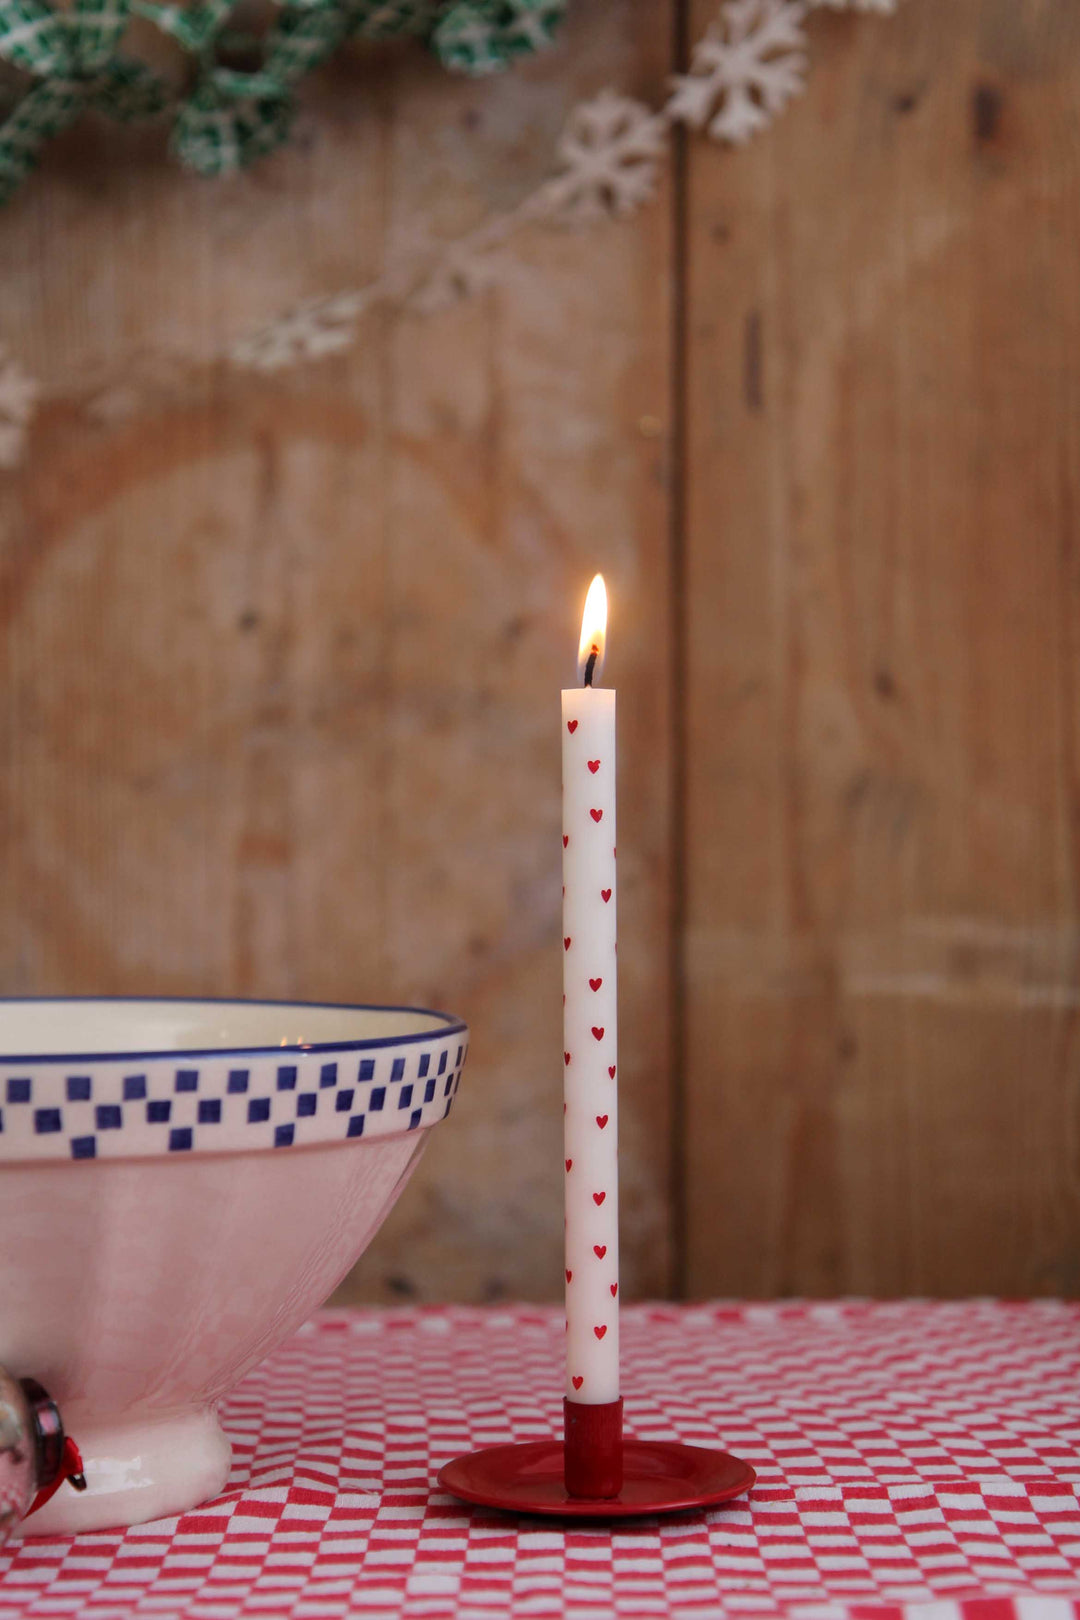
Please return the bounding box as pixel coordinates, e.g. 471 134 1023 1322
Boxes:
583 649 598 688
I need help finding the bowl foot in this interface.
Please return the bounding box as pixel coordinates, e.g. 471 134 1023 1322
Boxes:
18 1408 231 1537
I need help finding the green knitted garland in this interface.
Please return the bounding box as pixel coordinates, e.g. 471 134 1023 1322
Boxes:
0 0 567 201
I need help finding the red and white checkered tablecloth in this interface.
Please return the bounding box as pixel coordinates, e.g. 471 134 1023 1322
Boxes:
2 1301 1080 1620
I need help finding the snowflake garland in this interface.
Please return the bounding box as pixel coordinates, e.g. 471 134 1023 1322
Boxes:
0 0 902 461
226 0 899 365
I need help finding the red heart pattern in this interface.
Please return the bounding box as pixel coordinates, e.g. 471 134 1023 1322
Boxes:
564 712 617 1357
572 1375 583 1389
565 1159 572 1172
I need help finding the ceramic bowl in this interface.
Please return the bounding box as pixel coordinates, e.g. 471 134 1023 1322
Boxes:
0 998 468 1536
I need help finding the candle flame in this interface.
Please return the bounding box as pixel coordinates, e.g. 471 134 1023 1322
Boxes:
576 574 608 686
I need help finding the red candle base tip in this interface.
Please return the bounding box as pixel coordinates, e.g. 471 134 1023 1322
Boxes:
564 1397 623 1499
438 1436 755 1521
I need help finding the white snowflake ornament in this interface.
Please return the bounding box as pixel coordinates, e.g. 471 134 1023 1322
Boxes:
667 0 808 147
537 90 667 228
231 291 370 372
0 346 38 469
409 217 514 314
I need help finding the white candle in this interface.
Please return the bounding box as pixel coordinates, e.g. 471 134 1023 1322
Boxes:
562 574 618 1406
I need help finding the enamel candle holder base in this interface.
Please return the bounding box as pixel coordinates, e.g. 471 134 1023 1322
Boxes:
0 998 468 1536
439 1440 755 1520
439 1399 756 1520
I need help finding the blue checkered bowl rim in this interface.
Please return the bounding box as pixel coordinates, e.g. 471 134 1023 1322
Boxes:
0 998 468 1163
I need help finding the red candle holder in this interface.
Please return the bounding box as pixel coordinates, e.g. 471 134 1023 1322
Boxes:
439 1393 755 1519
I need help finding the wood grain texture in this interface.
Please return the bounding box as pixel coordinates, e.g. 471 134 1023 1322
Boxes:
0 1 676 1305
682 0 1080 1297
4 0 1079 1305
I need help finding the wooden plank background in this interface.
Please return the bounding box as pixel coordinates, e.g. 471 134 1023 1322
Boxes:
682 0 1080 1298
1 0 1078 1303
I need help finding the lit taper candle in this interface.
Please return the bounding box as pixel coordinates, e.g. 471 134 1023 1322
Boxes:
562 574 621 1497
437 571 755 1517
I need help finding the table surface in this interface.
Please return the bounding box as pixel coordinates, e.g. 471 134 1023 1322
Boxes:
2 1301 1079 1620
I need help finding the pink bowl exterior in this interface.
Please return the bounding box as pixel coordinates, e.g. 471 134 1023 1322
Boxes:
1 1132 428 1533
